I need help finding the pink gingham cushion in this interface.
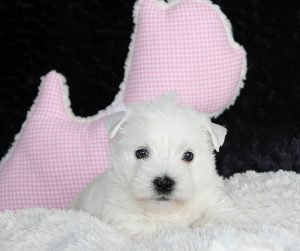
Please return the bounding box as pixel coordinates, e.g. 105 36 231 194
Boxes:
122 0 246 116
0 72 110 210
0 0 246 210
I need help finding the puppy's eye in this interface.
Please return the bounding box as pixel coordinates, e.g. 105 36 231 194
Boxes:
182 151 194 162
135 148 149 159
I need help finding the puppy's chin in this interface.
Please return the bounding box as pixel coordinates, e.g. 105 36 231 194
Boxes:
134 194 187 212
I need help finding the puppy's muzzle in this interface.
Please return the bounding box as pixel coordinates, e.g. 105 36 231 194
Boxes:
153 175 175 195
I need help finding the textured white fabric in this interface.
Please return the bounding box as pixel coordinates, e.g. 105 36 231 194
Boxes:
1 171 299 251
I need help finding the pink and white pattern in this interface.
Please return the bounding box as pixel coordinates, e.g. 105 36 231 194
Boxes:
0 0 246 210
0 72 110 210
121 0 246 115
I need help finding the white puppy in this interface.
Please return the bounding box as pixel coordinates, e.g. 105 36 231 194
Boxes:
70 96 249 238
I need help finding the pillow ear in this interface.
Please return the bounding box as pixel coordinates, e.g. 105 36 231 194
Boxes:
106 111 130 139
204 119 227 152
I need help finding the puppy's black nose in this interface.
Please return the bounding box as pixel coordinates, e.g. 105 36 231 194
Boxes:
153 176 175 194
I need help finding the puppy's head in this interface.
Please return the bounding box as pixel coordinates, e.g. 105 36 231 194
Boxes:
107 96 227 210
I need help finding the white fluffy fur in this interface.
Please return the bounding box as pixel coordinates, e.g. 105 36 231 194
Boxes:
2 170 299 250
70 97 250 238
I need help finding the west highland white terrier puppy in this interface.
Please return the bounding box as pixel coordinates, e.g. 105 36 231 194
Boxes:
70 96 249 238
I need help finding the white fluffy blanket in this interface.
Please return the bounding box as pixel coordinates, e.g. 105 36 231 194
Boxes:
1 171 299 251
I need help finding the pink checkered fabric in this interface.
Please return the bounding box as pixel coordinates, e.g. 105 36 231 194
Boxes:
123 0 245 114
0 0 246 210
0 72 110 210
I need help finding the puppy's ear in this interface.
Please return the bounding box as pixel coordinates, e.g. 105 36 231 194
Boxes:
106 111 129 139
204 119 227 152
